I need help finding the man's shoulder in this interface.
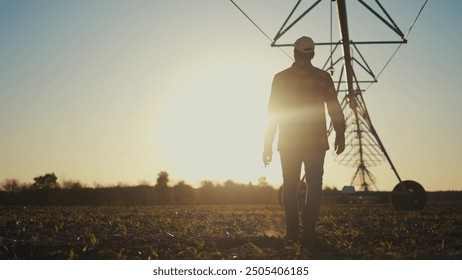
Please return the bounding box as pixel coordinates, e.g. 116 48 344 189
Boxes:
275 64 329 77
309 65 331 78
274 66 294 78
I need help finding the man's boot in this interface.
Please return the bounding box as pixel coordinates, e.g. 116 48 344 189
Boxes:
282 183 300 241
285 213 299 241
301 206 316 247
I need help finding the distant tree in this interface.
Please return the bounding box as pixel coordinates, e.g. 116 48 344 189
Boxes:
198 180 218 204
32 173 59 190
62 179 85 189
155 171 172 204
200 180 216 189
172 181 196 204
323 185 338 192
223 180 235 189
1 179 21 192
223 180 251 204
156 171 169 188
257 177 271 188
137 180 152 187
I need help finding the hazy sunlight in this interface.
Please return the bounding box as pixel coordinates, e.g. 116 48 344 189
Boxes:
158 61 275 184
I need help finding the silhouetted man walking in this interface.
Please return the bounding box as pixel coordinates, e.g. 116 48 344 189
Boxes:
263 36 346 247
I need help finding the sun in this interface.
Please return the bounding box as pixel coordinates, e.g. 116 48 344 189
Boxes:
157 60 281 185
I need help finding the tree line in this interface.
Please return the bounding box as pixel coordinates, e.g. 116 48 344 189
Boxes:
0 172 279 205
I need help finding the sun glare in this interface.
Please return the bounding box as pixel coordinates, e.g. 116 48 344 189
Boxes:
158 61 275 184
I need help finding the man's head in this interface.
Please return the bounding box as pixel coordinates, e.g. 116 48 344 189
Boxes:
293 36 315 62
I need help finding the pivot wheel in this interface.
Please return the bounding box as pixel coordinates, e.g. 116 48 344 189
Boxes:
391 180 427 211
278 181 307 210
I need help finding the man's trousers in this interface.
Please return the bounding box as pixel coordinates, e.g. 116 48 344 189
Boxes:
280 148 326 240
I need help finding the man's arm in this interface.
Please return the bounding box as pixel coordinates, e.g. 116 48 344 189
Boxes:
263 76 280 166
324 73 346 154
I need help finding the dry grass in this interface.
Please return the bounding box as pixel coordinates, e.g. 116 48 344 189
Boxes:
1 203 461 259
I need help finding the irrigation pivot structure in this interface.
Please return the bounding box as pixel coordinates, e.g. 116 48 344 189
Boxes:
268 0 428 210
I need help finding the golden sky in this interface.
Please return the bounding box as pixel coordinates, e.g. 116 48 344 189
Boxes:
0 0 460 191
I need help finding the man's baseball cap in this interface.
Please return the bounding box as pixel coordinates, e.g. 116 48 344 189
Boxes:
294 36 315 53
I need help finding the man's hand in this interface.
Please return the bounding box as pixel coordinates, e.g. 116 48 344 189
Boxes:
263 149 273 167
335 133 345 155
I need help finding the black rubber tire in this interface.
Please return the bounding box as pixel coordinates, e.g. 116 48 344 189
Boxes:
391 180 427 211
278 181 307 211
